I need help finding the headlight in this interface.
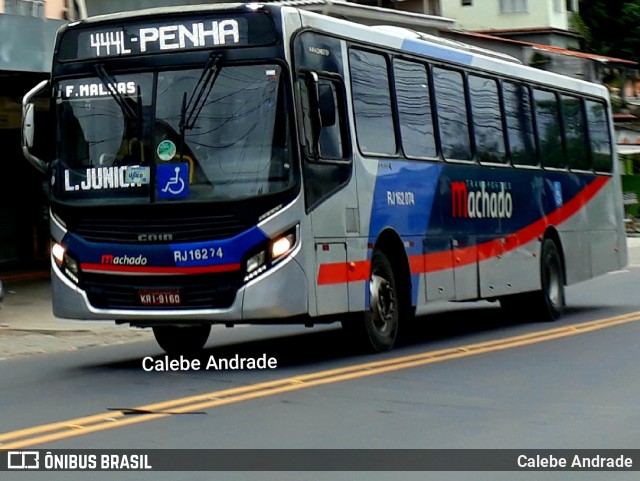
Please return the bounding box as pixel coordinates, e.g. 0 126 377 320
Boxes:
243 226 298 282
271 233 295 259
52 242 66 266
52 242 81 283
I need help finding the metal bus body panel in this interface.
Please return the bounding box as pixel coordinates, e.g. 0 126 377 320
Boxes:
316 151 622 308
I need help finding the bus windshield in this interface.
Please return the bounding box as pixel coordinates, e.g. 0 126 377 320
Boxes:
53 63 294 204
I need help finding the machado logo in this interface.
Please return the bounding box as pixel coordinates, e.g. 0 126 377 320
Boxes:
101 254 148 266
451 180 513 219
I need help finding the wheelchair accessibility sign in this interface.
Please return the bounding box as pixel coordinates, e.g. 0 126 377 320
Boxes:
157 163 189 199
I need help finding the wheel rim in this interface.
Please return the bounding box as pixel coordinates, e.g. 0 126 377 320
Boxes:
369 273 397 335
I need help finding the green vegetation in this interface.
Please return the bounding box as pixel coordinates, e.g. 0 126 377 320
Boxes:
579 0 640 63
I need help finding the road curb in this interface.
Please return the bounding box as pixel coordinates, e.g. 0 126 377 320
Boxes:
2 271 50 283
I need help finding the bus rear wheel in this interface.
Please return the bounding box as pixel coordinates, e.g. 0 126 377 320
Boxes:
536 238 565 321
500 238 564 322
152 324 211 355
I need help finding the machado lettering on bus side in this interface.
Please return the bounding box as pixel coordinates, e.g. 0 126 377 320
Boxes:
451 180 513 219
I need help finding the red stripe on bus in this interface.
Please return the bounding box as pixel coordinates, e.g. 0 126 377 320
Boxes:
418 176 610 272
317 177 610 284
317 260 370 285
80 263 241 275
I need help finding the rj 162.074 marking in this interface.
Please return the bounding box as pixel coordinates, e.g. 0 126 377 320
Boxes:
173 247 224 262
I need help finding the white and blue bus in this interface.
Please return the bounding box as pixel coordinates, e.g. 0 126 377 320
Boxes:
22 3 627 354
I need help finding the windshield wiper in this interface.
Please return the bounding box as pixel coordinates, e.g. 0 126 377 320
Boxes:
95 64 141 130
179 53 223 135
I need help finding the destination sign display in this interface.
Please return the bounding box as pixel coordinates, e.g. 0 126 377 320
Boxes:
57 12 276 61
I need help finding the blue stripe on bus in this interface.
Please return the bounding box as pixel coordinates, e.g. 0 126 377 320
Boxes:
401 39 474 66
368 161 443 306
366 160 607 307
64 226 269 271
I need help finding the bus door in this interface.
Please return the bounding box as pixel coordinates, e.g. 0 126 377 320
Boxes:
296 80 354 315
294 33 356 316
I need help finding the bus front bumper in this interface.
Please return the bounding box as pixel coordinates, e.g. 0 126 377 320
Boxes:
51 250 308 324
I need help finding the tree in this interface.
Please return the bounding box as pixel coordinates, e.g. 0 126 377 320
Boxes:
620 1 640 61
578 0 640 62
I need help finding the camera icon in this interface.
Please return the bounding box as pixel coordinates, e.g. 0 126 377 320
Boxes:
7 451 39 470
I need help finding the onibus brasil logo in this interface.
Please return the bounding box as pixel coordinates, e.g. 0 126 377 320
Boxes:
451 180 513 219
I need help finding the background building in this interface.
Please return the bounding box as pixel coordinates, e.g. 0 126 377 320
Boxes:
0 0 73 267
441 0 580 48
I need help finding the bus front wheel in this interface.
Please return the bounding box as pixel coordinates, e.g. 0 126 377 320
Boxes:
152 324 211 355
345 250 401 352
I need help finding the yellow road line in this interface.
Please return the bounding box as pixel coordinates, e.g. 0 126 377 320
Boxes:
1 310 639 449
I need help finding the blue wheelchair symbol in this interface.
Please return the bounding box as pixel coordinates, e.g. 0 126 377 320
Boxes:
157 163 189 199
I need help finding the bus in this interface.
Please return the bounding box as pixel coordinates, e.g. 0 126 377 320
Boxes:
22 3 627 354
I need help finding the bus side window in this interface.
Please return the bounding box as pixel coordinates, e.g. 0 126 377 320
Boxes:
433 67 472 161
503 82 537 166
468 75 506 164
349 49 396 156
393 58 437 159
534 89 565 169
585 100 613 173
561 95 589 171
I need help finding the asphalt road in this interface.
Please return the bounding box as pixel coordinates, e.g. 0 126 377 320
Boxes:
2 241 640 480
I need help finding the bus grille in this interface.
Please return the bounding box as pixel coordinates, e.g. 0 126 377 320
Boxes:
82 273 242 310
72 213 251 244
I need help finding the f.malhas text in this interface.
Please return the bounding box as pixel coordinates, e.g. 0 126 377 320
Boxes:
451 180 513 219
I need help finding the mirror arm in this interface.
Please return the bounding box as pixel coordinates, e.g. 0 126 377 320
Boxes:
22 80 49 174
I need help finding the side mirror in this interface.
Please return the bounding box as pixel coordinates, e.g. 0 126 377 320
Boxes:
23 103 35 149
318 83 336 128
297 71 341 162
22 79 50 174
295 73 320 160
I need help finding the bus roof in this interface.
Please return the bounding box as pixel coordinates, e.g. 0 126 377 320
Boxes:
292 7 609 99
66 3 250 26
62 2 608 100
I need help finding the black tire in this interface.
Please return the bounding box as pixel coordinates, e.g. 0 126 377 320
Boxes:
153 324 211 355
342 250 403 352
501 239 564 321
536 238 565 321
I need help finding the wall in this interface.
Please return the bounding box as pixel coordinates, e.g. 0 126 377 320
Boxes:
0 0 65 18
45 0 66 19
86 0 205 16
441 0 570 32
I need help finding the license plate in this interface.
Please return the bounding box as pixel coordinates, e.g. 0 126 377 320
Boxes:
139 289 181 306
